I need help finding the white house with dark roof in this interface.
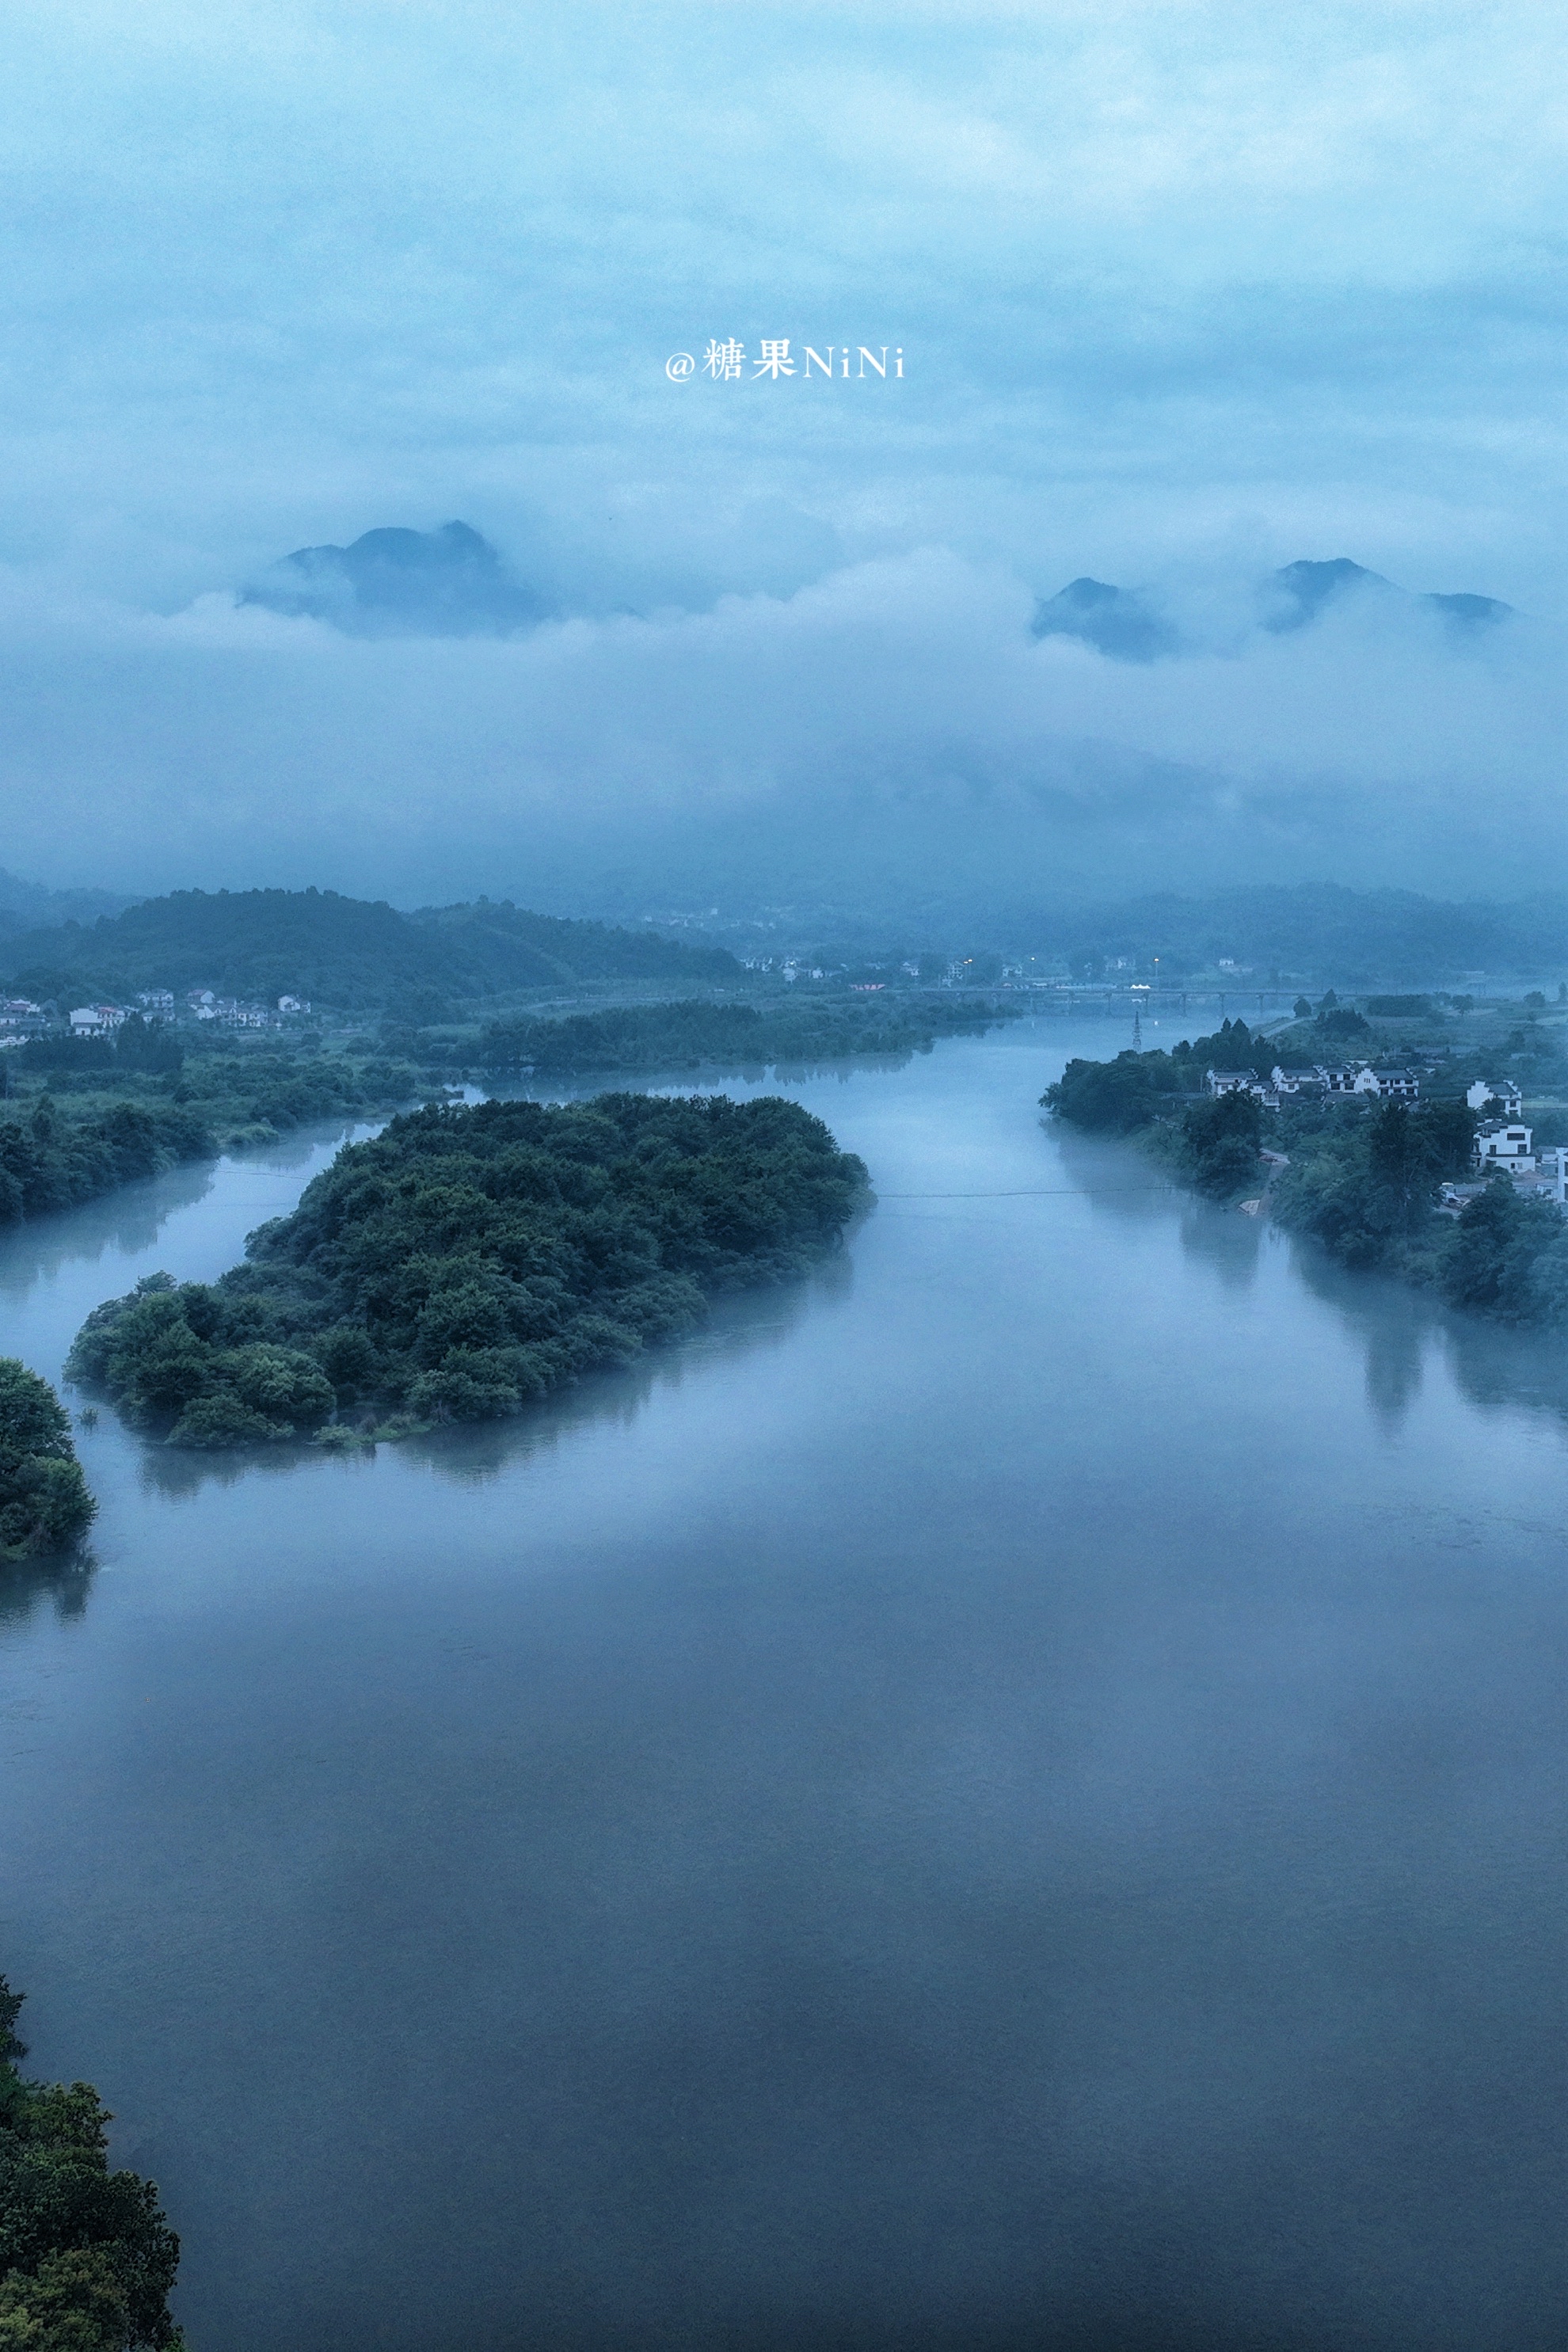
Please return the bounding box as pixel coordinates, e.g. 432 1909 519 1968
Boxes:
1474 1120 1536 1174
1467 1078 1523 1117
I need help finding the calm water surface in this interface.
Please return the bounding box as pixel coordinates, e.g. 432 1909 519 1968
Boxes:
2 1020 1564 2351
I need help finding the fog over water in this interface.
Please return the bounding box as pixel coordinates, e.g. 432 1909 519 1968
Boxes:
1 1020 1564 2350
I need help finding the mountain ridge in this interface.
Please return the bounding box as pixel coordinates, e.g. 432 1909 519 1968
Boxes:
1033 556 1514 662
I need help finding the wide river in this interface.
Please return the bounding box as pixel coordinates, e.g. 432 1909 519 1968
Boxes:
2 1018 1564 2352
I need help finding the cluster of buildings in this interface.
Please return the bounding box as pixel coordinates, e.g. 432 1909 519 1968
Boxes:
1204 1057 1566 1209
1205 1060 1422 1109
74 990 312 1033
6 990 316 1042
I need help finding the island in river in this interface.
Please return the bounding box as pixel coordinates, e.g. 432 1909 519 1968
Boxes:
66 1090 868 1446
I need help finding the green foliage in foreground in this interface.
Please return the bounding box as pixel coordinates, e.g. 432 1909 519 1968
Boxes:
0 1362 94 1561
68 1093 868 1444
480 994 1014 1075
0 1977 184 2350
1172 1090 1267 1197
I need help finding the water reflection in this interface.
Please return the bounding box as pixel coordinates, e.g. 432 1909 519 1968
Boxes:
1177 1197 1263 1291
1284 1227 1568 1437
0 1163 216 1303
6 1029 1568 2352
1049 1126 1178 1228
1049 1125 1262 1287
132 1254 853 1499
0 1119 382 1311
0 1547 95 1628
500 1053 923 1106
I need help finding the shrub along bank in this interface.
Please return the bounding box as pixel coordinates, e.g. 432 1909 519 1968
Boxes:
67 1091 868 1446
0 1047 440 1227
478 993 1015 1075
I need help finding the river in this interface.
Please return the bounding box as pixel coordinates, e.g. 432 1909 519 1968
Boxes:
2 1018 1564 2352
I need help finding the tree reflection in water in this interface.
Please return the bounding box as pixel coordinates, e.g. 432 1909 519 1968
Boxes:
0 1547 94 1629
134 1250 854 1501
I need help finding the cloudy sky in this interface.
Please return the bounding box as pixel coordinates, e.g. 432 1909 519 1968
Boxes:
4 1 1566 914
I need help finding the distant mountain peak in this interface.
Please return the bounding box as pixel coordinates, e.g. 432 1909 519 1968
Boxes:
1265 556 1513 634
242 519 552 637
1031 577 1178 663
1033 554 1515 661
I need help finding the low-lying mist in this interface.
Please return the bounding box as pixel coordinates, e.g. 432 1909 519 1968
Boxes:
2 548 1562 925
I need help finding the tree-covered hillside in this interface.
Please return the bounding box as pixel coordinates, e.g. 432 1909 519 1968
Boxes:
68 1092 867 1444
1 889 740 1010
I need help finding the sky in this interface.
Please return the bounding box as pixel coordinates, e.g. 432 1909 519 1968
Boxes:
3 1 1566 919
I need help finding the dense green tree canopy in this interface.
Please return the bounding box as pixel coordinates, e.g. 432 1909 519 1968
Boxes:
69 1093 868 1444
0 1977 184 2350
0 1361 94 1561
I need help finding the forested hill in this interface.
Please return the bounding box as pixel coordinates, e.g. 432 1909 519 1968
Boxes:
0 889 740 1009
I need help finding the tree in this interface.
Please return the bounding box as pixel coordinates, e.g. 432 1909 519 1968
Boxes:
1441 1179 1562 1316
0 1361 95 1560
1180 1089 1264 1194
1043 1052 1165 1133
0 1976 185 2350
1293 996 1312 1018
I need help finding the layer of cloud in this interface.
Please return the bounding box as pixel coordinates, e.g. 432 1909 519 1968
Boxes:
2 550 1562 920
2 2 1565 918
2 0 1566 619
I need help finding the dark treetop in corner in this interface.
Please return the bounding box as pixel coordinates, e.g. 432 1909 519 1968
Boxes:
68 1092 868 1444
0 1975 184 2350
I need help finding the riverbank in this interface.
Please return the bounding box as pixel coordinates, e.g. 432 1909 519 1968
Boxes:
1045 1031 1568 1325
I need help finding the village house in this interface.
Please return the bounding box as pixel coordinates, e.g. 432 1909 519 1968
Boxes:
1205 1068 1269 1101
1305 1061 1419 1101
1466 1078 1523 1117
68 1004 127 1035
1536 1145 1568 1206
1474 1120 1536 1174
